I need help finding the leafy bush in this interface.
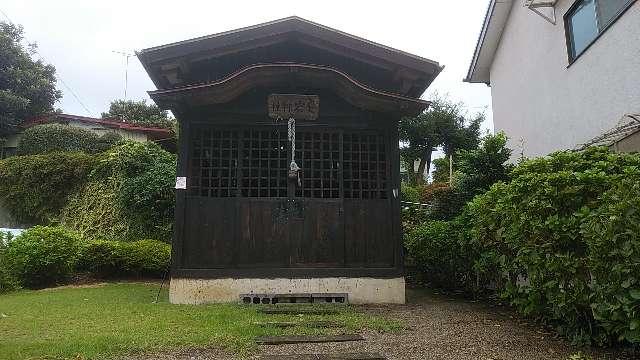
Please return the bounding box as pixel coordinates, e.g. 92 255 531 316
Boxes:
463 147 640 345
4 226 81 288
581 178 640 344
408 147 640 346
118 240 171 276
0 152 95 223
401 183 420 203
17 124 121 155
61 181 131 241
419 182 466 221
455 131 513 202
0 235 20 293
405 220 472 289
62 141 176 241
77 239 170 277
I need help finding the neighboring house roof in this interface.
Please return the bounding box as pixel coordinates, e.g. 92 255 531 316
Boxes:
575 114 640 150
23 113 173 140
464 0 515 84
137 16 443 98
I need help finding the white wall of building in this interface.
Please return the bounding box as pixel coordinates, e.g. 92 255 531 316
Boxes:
490 1 640 158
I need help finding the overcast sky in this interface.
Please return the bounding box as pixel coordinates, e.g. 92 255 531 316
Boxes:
3 0 492 131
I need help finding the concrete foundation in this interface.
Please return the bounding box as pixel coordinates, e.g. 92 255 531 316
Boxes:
169 277 405 304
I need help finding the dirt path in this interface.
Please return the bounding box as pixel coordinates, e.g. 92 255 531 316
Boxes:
125 289 636 360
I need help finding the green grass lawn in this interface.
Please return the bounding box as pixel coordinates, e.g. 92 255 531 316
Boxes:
0 282 400 360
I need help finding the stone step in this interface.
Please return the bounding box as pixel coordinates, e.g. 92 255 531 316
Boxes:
258 308 341 315
257 353 386 360
256 334 365 345
254 320 343 328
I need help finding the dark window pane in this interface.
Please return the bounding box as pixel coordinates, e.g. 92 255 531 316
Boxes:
597 0 630 29
568 0 599 59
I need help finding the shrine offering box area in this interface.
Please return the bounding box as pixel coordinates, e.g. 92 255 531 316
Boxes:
138 16 442 304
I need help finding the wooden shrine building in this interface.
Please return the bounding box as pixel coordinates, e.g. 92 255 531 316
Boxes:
138 17 442 304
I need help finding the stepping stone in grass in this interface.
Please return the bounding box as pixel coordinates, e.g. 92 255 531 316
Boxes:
256 334 364 345
258 308 340 315
257 353 386 360
253 320 343 328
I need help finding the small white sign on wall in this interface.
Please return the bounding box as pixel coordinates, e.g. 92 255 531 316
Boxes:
175 177 187 190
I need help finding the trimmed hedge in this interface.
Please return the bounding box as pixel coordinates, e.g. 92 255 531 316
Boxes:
2 226 171 290
17 123 122 155
77 239 171 278
0 232 20 293
4 226 81 288
405 220 472 289
0 152 95 223
581 178 640 344
406 147 640 346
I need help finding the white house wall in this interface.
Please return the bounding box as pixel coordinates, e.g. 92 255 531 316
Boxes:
490 1 640 158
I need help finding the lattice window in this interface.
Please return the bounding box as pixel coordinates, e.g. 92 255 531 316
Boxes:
295 131 340 198
190 129 239 197
189 127 389 199
343 132 388 199
240 129 288 198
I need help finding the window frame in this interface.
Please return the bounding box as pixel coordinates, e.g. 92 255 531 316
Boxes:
564 0 637 65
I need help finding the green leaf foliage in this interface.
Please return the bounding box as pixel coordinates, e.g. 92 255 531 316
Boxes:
0 152 95 223
0 22 61 138
466 147 640 345
455 131 513 202
101 99 174 129
17 124 122 155
61 141 176 241
406 147 640 346
4 226 81 288
0 232 20 293
405 220 473 289
581 178 640 344
399 94 482 183
77 239 170 278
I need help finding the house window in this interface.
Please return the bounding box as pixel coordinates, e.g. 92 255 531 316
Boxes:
565 0 635 62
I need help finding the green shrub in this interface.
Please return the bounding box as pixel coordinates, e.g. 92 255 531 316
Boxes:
118 240 171 276
409 147 640 345
0 235 20 293
62 141 176 241
76 239 123 277
455 132 513 202
17 124 120 155
462 147 640 345
401 183 420 203
77 239 170 277
4 226 81 288
0 152 95 223
420 183 466 221
401 183 429 233
61 181 131 241
405 220 472 290
582 178 640 344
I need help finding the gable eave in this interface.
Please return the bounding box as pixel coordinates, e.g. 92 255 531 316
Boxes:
137 16 443 95
464 0 514 84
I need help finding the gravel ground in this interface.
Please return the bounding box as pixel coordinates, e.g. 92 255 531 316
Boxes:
124 289 637 360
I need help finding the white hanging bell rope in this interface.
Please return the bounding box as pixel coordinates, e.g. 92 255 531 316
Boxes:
288 117 300 172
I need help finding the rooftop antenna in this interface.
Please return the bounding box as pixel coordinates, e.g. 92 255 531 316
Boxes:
112 50 135 122
112 50 134 101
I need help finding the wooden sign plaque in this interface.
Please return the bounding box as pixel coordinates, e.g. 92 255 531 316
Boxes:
268 94 319 121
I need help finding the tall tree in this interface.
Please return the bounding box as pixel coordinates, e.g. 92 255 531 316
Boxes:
102 99 173 128
455 131 513 200
0 22 61 139
399 95 482 184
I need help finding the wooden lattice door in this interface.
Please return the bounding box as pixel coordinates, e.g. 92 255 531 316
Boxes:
184 125 391 269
